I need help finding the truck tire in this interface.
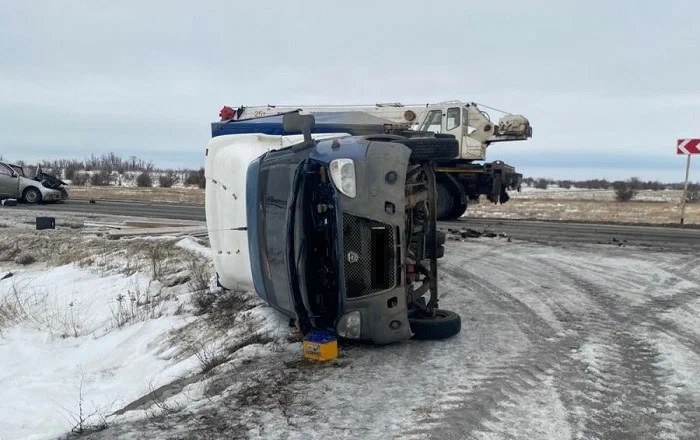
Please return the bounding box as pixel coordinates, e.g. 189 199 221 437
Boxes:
426 244 445 259
400 138 459 162
436 230 446 245
409 309 461 340
23 187 42 204
435 244 445 259
437 180 468 220
434 133 456 139
436 181 455 220
366 135 458 162
448 202 468 220
399 131 455 140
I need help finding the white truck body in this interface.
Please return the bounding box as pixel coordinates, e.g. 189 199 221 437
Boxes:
205 133 347 290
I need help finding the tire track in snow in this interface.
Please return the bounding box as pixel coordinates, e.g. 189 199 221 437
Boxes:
559 255 700 357
545 259 697 440
402 259 580 440
402 242 693 440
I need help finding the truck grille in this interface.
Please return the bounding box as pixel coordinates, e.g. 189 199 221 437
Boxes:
342 214 395 299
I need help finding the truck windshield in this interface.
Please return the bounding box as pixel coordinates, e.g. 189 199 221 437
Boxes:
419 110 442 133
257 150 307 313
292 160 340 329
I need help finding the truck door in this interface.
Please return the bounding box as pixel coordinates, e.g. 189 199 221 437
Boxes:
0 164 19 198
444 106 462 140
461 106 487 160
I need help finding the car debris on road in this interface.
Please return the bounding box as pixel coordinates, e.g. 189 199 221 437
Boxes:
446 227 509 239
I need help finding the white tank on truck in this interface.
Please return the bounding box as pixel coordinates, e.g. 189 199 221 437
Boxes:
218 101 532 220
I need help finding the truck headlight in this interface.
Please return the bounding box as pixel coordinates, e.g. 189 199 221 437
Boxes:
336 311 361 339
329 159 356 198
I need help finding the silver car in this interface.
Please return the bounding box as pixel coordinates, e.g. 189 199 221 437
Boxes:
0 162 67 203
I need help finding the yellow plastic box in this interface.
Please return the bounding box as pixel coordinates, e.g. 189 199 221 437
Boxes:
303 331 338 361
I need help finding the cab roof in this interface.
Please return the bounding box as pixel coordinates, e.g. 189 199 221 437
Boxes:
211 111 395 138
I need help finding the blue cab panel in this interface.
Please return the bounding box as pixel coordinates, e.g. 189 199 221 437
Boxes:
211 112 390 138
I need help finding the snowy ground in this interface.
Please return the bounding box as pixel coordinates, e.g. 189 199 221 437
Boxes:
0 221 286 440
1 212 698 440
516 185 686 202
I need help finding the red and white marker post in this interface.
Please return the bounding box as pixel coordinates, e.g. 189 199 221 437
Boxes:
677 139 700 225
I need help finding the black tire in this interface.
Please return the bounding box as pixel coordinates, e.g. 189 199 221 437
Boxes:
500 188 510 204
23 187 42 204
409 309 461 340
434 133 456 139
400 137 459 162
426 244 445 259
435 244 445 259
447 201 468 220
436 181 455 220
399 131 456 140
436 230 446 245
364 134 407 142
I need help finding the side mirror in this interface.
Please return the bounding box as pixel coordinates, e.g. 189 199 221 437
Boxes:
283 111 315 145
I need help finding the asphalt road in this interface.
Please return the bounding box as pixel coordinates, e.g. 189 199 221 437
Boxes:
441 218 700 251
12 199 700 250
13 199 206 222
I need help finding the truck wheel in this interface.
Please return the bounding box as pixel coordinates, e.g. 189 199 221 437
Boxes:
409 309 461 340
436 182 455 220
436 230 446 245
448 202 468 220
435 244 445 258
23 187 42 204
426 244 445 259
401 138 459 162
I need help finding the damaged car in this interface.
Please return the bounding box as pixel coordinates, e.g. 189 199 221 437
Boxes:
0 162 68 204
206 112 461 344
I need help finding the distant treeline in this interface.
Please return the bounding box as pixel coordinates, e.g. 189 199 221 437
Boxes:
524 177 699 202
7 153 205 189
523 177 699 191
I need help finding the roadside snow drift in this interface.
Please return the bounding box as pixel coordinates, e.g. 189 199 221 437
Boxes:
0 265 198 440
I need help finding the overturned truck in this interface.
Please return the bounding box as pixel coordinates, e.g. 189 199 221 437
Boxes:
206 112 461 344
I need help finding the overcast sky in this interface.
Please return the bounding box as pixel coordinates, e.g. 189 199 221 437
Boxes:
1 0 699 182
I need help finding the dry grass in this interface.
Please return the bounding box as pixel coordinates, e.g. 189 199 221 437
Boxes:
0 229 205 280
470 198 700 225
68 186 204 205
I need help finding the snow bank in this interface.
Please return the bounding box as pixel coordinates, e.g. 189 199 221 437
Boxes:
176 237 211 260
0 265 198 440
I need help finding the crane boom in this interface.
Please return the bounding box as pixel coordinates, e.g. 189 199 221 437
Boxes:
216 100 533 220
219 101 531 162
